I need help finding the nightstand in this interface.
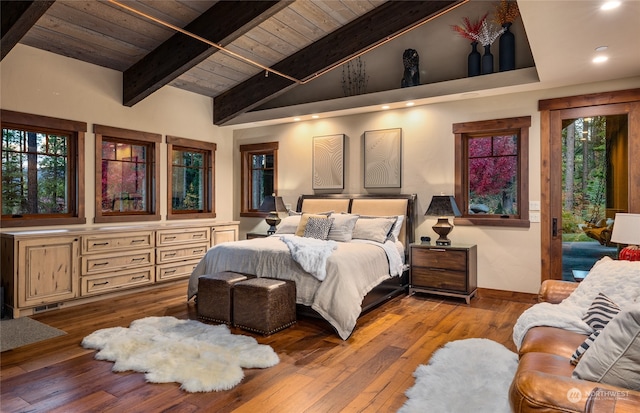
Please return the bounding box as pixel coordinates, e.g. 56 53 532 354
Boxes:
409 243 477 304
246 232 269 240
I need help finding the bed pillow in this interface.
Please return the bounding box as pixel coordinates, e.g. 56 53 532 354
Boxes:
573 305 640 391
295 213 331 236
352 216 396 244
327 214 359 242
389 215 405 242
303 217 334 240
275 215 301 234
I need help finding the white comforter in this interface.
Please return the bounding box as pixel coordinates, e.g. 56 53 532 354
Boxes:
512 257 640 349
188 235 405 340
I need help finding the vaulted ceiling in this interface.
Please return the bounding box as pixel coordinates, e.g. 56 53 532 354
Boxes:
2 1 639 127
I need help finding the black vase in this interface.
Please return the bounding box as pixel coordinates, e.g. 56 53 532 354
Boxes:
468 41 481 77
499 22 515 71
482 44 493 74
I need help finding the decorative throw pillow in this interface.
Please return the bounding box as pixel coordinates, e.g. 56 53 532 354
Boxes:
303 217 334 240
275 215 301 234
582 292 621 331
573 305 640 391
327 214 359 242
295 213 331 236
389 215 405 242
352 217 396 244
570 330 600 366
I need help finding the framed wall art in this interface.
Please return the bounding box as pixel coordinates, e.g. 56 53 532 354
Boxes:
312 134 345 190
364 128 402 188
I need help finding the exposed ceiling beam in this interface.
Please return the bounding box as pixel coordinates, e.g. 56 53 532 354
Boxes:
213 0 462 125
1 0 55 61
122 0 291 107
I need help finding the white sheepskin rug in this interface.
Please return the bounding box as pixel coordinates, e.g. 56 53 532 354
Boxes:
398 338 518 413
81 316 279 392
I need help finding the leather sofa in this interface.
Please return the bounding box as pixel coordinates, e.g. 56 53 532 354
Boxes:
509 280 640 413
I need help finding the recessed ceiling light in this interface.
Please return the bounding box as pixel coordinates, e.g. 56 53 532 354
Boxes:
311 115 319 119
593 55 609 63
601 1 621 10
405 102 415 107
293 117 301 121
381 105 390 110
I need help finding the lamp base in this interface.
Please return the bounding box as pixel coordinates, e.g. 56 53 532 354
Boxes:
619 245 640 261
432 217 453 246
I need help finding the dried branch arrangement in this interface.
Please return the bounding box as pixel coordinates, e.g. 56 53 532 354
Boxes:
494 0 520 25
341 57 369 97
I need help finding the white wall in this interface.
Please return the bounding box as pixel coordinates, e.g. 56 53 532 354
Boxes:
235 76 640 294
0 44 234 226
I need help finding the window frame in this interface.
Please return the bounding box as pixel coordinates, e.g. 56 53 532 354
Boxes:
1 110 86 228
240 142 278 218
454 116 531 227
166 135 216 220
94 124 160 223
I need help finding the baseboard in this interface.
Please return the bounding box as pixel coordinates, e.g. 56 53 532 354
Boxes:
477 288 538 304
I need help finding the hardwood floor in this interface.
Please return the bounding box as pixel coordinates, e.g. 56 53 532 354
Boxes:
1 281 533 413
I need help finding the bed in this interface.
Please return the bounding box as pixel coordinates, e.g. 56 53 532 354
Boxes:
188 194 416 339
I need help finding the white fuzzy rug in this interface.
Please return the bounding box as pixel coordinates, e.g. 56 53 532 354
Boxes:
81 316 279 392
399 338 518 413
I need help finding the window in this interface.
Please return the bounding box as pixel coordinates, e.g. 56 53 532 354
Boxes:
167 136 216 220
94 124 160 223
1 110 86 228
240 142 278 217
454 116 530 227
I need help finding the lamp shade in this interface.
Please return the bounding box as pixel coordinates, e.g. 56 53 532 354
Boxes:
425 195 462 217
258 195 287 235
610 213 640 245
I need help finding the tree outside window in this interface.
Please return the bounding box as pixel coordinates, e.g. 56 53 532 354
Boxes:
240 142 278 217
1 110 86 228
167 136 215 220
454 116 530 227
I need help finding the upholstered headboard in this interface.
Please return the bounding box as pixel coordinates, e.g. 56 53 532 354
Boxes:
296 194 417 251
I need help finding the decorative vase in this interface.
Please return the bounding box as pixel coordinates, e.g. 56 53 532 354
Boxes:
467 42 481 77
482 44 493 75
499 22 515 71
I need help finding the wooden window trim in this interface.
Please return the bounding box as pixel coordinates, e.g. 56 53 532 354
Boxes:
93 124 160 223
0 110 86 228
166 135 216 220
454 116 531 228
240 142 278 218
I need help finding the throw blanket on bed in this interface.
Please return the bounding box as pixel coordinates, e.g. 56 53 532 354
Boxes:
279 236 337 281
512 257 640 349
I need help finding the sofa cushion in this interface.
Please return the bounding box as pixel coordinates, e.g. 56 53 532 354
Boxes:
573 305 640 391
519 326 588 358
582 292 621 331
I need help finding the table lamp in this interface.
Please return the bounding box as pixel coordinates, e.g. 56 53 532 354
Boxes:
425 195 462 246
610 213 640 261
259 194 287 235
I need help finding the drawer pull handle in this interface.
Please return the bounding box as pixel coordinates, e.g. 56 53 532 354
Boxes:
165 236 177 240
429 268 446 271
131 275 146 280
193 249 205 254
131 257 146 262
92 242 109 246
192 234 204 238
131 239 146 243
430 249 447 252
93 281 109 286
164 269 177 274
94 262 109 266
165 253 176 257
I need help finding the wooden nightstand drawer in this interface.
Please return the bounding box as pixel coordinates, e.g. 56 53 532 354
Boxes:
411 267 467 292
156 242 208 264
411 248 467 271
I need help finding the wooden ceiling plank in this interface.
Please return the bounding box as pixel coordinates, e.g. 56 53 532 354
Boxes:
213 0 461 125
244 26 300 57
312 1 358 25
1 0 55 60
288 1 342 33
123 0 291 107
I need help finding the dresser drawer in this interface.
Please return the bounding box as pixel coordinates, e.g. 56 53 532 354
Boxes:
411 267 467 292
156 260 200 282
81 268 153 296
411 248 467 271
82 231 153 254
81 249 154 275
156 242 208 264
156 228 210 246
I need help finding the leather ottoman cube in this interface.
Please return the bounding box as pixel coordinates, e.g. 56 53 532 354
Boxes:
233 278 296 335
197 272 248 324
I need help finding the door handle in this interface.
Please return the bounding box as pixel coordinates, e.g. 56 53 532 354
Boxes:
552 218 558 237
